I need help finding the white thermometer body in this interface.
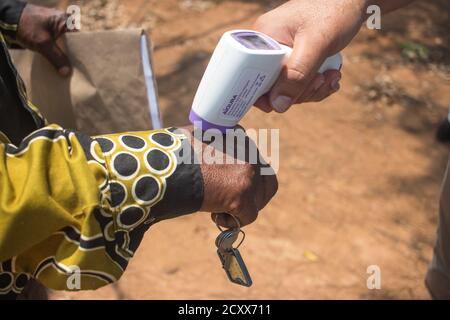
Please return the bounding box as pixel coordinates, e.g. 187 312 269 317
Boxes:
189 30 342 132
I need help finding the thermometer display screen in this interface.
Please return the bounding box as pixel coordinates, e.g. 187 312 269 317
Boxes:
232 32 280 50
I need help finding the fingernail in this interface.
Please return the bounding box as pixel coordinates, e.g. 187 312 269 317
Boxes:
59 66 71 77
314 77 325 91
331 76 341 91
271 95 292 113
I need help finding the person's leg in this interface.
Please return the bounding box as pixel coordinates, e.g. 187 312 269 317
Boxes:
426 159 450 299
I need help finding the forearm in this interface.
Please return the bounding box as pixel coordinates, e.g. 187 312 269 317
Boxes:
365 0 415 14
0 124 203 296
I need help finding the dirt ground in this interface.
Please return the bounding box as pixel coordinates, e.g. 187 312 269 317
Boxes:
37 0 450 299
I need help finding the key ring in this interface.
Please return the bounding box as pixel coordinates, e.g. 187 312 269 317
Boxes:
214 213 245 249
235 230 245 249
214 212 241 231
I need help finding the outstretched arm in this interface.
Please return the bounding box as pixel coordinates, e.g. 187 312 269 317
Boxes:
253 0 415 113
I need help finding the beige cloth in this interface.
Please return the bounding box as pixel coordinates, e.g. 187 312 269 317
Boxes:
10 29 160 135
426 159 450 299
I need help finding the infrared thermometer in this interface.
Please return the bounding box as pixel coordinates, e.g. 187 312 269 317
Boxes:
189 30 342 132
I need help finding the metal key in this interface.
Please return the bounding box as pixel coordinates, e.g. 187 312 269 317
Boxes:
215 215 253 287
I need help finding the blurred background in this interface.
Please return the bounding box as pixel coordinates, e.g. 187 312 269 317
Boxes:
27 0 450 299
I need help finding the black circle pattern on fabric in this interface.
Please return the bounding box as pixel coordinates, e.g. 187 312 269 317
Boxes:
113 153 139 177
151 132 174 147
121 135 146 150
146 149 170 171
15 274 28 289
109 181 127 208
104 221 115 242
0 273 12 290
134 176 159 202
115 230 128 248
93 129 184 265
96 137 115 153
119 206 145 227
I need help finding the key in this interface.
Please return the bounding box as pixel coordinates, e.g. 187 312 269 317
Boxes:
215 230 238 250
217 246 253 287
215 219 252 287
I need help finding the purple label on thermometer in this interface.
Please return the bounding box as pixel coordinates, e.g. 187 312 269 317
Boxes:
231 31 281 51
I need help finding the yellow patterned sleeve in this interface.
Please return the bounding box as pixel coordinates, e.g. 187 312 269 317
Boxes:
0 124 203 298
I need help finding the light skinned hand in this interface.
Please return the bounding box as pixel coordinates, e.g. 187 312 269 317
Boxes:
253 0 368 113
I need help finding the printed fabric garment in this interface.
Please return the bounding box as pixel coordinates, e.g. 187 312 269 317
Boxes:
0 0 203 299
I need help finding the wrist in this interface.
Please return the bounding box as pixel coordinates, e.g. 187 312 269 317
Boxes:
139 127 204 221
150 129 204 220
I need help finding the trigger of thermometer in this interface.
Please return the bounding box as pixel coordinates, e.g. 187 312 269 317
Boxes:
189 30 342 132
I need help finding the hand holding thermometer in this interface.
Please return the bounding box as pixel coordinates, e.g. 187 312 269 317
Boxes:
189 30 342 132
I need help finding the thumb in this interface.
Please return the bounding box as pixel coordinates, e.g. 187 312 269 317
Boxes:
270 34 328 113
38 39 71 77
